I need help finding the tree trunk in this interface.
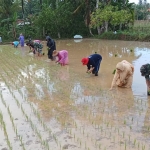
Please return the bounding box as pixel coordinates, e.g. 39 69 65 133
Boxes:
12 27 16 40
97 27 101 35
89 27 94 36
119 23 122 30
105 21 108 32
58 32 60 38
43 27 45 37
56 0 60 38
96 0 101 35
21 0 25 36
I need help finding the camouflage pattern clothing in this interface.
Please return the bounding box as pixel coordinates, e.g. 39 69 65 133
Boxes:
33 42 43 54
140 64 150 80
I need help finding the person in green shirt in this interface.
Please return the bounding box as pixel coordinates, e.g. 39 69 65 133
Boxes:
140 64 150 95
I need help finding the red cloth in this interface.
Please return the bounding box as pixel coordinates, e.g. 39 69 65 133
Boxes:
81 58 89 65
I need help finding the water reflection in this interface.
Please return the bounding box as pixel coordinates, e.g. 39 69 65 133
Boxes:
70 82 100 104
1 40 150 149
35 83 44 99
74 39 83 43
57 66 69 81
132 47 150 97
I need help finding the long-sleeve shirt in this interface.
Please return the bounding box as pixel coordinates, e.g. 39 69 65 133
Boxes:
87 54 102 73
57 50 68 65
47 38 56 51
111 60 134 88
19 35 24 46
13 41 19 47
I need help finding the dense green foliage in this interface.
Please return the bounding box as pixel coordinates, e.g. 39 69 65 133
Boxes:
0 0 150 41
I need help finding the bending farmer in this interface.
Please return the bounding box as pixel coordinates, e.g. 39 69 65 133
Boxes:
140 64 150 95
53 50 68 66
12 41 19 48
81 53 102 76
110 60 134 90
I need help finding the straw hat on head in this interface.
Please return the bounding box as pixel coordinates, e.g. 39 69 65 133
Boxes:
52 50 59 57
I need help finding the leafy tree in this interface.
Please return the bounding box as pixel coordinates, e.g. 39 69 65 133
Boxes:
90 1 134 34
36 1 89 38
0 0 20 39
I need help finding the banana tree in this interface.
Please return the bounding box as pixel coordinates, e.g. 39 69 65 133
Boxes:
11 12 18 39
1 12 18 39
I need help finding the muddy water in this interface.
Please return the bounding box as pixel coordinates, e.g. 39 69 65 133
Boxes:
0 39 150 150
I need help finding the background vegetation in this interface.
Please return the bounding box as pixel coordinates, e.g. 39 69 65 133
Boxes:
0 0 150 42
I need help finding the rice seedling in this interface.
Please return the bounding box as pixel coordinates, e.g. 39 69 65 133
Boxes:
19 135 26 150
134 138 136 146
0 110 13 150
0 41 150 150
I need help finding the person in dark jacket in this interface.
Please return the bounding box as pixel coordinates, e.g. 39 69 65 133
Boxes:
81 53 102 76
46 36 56 60
140 63 150 95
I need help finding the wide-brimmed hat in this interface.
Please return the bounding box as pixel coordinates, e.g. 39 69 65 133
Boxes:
81 57 89 65
52 50 58 57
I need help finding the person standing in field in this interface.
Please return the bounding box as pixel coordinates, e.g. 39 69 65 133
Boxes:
140 63 150 95
18 33 24 47
81 53 102 76
110 60 134 90
46 36 56 60
53 50 68 66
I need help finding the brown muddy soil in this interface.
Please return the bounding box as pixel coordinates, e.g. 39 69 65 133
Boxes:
0 39 150 150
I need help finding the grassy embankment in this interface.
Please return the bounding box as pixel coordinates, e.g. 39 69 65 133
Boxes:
97 20 150 41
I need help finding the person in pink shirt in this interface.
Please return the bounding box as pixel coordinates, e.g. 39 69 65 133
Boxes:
33 40 41 43
52 50 68 66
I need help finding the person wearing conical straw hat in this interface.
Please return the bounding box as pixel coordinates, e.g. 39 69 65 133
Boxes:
140 63 150 95
52 50 68 66
81 53 102 76
110 60 134 90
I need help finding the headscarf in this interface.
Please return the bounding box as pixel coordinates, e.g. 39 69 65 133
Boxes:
116 62 125 71
116 60 134 82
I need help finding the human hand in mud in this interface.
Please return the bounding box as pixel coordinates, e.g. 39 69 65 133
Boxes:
87 67 94 74
109 87 115 91
86 70 91 74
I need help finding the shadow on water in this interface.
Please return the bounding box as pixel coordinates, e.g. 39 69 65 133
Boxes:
0 39 150 150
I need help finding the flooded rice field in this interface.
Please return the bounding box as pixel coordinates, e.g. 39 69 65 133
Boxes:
0 39 150 150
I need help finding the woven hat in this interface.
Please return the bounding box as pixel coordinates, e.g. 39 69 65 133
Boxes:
81 58 89 65
52 50 58 57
